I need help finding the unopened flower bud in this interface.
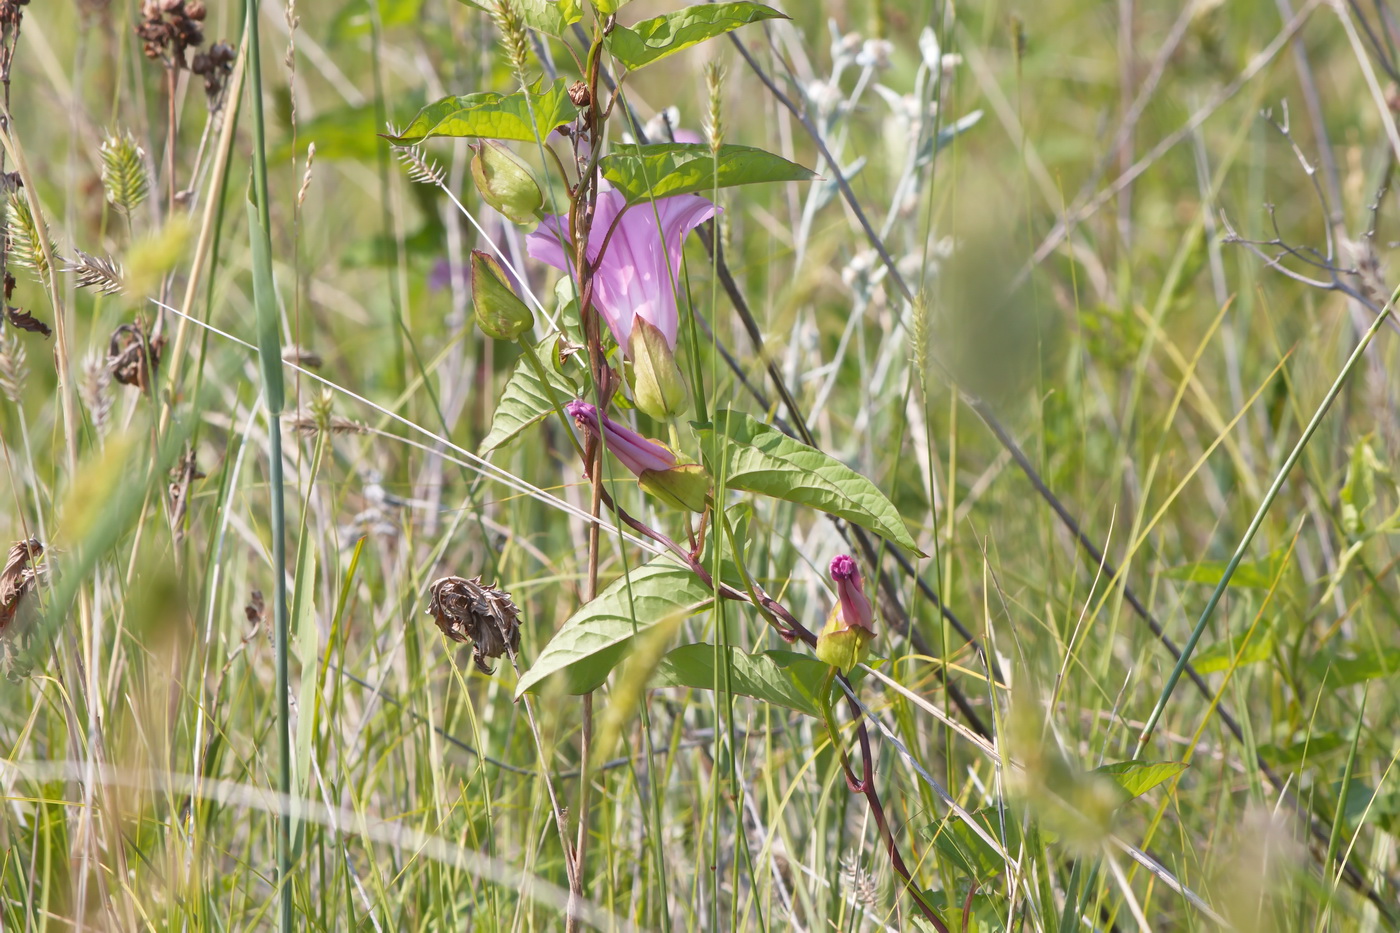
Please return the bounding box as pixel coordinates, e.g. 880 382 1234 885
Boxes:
629 318 688 420
471 141 543 225
565 399 676 476
471 250 534 340
815 555 876 674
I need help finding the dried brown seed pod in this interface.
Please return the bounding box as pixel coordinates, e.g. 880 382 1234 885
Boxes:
426 576 521 675
245 590 266 626
108 321 165 390
0 538 44 633
567 80 591 108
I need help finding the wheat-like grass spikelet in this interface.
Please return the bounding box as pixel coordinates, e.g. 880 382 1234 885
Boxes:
4 192 58 284
99 131 150 215
64 249 124 295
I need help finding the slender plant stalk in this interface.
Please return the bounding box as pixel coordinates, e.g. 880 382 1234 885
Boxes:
1133 297 1394 756
242 1 292 930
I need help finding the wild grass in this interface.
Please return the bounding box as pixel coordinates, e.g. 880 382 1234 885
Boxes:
1 0 1399 930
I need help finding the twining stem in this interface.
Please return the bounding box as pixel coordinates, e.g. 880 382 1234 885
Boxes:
817 667 864 791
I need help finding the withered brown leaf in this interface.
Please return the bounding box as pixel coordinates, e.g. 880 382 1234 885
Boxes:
245 590 266 626
4 306 51 338
426 576 522 675
108 322 165 390
0 538 44 633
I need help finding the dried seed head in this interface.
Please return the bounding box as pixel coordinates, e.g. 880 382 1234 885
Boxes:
99 132 150 215
0 538 45 634
392 141 444 187
167 444 204 539
839 853 880 912
245 590 266 626
426 576 522 675
0 328 26 401
568 80 591 108
65 249 124 295
108 321 165 391
80 352 112 437
189 39 234 103
704 61 725 152
135 0 205 66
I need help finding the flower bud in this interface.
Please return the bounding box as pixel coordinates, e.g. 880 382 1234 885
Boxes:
815 555 876 674
471 141 543 225
471 250 534 340
629 318 688 420
565 399 677 476
829 554 875 633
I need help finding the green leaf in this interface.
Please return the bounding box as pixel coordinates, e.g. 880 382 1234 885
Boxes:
453 0 583 35
386 78 578 144
1163 551 1287 588
600 143 814 202
1091 760 1187 803
605 2 786 71
692 410 924 554
514 557 715 697
480 335 582 454
653 645 839 717
1306 647 1400 687
1191 627 1274 674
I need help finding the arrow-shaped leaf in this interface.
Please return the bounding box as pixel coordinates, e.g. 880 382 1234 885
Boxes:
386 78 578 144
514 556 714 697
600 143 814 202
605 2 786 71
693 410 924 554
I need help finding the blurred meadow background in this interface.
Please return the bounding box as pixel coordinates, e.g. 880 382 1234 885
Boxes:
2 0 1400 929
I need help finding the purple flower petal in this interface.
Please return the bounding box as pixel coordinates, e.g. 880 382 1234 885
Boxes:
565 399 678 476
527 187 717 355
829 554 875 633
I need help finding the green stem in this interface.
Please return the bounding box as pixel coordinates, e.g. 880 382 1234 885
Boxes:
243 1 292 929
1134 298 1394 756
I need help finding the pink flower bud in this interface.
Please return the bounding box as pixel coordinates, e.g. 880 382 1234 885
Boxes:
829 554 875 634
564 399 677 477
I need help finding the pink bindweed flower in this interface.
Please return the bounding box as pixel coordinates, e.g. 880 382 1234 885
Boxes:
564 399 677 476
817 554 875 674
829 554 875 634
527 187 717 355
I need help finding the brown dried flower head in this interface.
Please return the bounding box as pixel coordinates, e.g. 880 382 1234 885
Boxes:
190 39 235 101
135 0 205 67
426 576 521 675
0 538 45 633
108 321 165 390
